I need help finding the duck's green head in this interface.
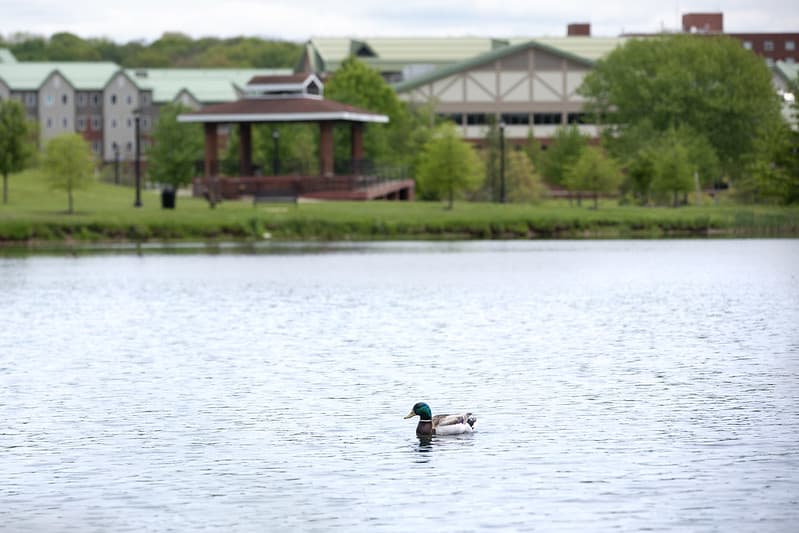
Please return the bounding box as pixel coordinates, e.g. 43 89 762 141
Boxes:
404 402 432 421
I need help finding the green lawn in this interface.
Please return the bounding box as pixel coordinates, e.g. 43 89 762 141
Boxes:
1 168 798 243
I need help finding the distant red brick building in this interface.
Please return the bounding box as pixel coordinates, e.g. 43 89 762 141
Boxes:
682 12 798 64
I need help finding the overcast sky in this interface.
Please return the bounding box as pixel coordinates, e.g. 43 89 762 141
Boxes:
1 0 797 43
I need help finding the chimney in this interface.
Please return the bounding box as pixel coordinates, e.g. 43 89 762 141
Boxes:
681 13 723 33
567 23 591 37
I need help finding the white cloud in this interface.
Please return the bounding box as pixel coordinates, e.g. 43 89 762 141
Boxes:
0 0 797 42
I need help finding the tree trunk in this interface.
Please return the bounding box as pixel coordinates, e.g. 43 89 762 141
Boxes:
2 172 7 204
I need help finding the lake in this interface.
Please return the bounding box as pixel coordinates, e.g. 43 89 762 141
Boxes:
1 240 798 532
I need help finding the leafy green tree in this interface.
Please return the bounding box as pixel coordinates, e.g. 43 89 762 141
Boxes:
147 103 203 191
506 150 545 203
651 137 694 207
580 34 782 181
324 57 421 168
416 123 483 209
46 32 102 60
564 146 623 209
42 133 96 214
539 125 588 187
0 99 33 204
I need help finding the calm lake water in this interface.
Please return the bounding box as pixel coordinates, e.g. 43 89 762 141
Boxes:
1 240 798 532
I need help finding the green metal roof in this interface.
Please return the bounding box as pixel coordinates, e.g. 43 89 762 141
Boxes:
125 67 293 103
774 61 799 84
393 39 595 93
509 36 628 61
0 48 17 64
0 61 119 90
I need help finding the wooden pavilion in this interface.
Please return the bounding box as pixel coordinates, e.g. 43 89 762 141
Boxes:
178 74 414 202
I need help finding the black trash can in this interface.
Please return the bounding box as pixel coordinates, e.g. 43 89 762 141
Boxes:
161 187 176 209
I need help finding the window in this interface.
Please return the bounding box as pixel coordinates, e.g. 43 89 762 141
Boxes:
126 141 133 152
742 41 752 50
567 113 589 124
126 95 133 105
501 113 530 125
46 94 54 106
25 93 36 106
91 141 101 154
46 118 52 128
91 93 100 106
466 113 487 125
78 93 86 106
91 116 100 130
127 118 132 128
111 119 117 128
141 117 151 130
61 94 68 105
110 94 117 105
438 113 463 125
764 40 774 52
62 117 68 128
787 41 796 51
141 93 150 106
533 113 562 125
77 117 86 131
112 141 118 151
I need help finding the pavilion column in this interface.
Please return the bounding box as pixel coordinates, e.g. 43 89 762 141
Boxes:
319 121 334 177
350 122 364 174
238 122 252 176
203 123 218 177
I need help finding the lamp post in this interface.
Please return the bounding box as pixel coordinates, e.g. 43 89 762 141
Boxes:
272 129 280 175
133 108 142 207
499 121 506 204
113 144 120 185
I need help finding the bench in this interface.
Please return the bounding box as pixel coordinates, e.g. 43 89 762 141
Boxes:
253 189 299 206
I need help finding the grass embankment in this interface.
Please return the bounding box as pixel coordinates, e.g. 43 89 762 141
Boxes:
1 169 798 244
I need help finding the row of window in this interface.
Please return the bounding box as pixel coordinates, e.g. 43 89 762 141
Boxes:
441 112 592 126
44 116 152 131
743 40 796 52
12 91 151 107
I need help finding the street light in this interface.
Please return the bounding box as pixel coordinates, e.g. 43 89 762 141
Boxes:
272 129 280 175
133 108 142 207
499 121 506 204
113 143 120 185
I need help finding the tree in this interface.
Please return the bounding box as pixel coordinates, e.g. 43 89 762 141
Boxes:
416 123 483 209
580 34 782 181
539 125 588 187
42 133 96 214
0 100 33 204
650 138 693 207
147 103 203 192
324 57 426 168
506 150 545 203
564 146 623 209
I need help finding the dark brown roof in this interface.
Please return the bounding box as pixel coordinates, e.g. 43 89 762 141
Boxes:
179 97 389 124
247 74 313 85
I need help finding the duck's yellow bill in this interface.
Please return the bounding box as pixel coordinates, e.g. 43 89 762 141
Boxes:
403 411 417 419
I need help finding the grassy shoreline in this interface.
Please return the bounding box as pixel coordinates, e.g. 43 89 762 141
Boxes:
1 169 798 245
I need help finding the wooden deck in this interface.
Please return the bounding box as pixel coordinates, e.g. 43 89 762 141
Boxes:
192 175 415 202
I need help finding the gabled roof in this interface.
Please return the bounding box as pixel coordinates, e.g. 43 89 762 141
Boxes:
774 61 799 85
126 67 293 103
393 39 596 93
509 36 628 61
0 48 17 64
0 62 119 90
178 97 389 124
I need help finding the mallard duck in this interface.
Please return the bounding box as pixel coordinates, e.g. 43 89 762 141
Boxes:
404 402 477 436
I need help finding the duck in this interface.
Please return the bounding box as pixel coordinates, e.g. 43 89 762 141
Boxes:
404 402 477 436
